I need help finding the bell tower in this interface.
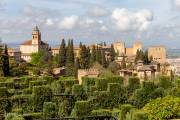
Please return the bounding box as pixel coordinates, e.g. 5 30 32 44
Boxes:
32 26 41 45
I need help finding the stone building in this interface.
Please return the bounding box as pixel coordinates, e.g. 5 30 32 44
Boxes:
20 26 50 62
78 69 100 84
8 48 21 63
148 46 166 64
113 41 142 57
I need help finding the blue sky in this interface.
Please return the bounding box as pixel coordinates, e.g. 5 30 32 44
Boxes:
0 0 180 48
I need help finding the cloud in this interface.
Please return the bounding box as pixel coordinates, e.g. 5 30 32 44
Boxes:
87 6 110 17
59 15 79 29
46 19 54 26
111 8 153 31
100 25 108 31
174 0 180 8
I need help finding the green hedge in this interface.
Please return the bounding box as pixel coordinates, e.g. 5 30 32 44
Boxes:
32 86 52 112
23 112 42 120
72 84 87 101
132 111 148 120
91 109 112 116
71 100 92 118
43 102 56 119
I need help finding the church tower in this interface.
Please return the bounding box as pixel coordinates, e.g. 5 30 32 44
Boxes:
32 26 41 45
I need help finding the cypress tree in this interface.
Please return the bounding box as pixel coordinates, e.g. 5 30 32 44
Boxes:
59 39 66 67
110 44 115 62
90 45 96 66
144 50 149 65
74 58 80 78
96 47 102 64
0 42 4 77
79 44 89 69
65 39 75 76
2 44 9 76
101 50 107 68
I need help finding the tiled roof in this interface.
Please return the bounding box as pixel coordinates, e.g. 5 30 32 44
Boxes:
21 40 48 46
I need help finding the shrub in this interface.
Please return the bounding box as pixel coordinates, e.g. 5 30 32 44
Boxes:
32 86 52 112
132 111 148 120
159 76 172 89
119 104 134 120
23 112 42 120
43 102 56 119
71 101 92 118
143 96 180 120
72 84 87 101
91 109 112 116
5 113 24 120
127 77 140 93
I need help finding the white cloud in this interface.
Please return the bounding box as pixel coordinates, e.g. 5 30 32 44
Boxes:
100 25 108 31
46 19 54 26
59 15 79 29
175 0 180 7
87 7 110 17
111 8 153 31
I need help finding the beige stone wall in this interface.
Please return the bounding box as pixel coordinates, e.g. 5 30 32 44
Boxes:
125 48 134 56
148 46 166 64
113 42 125 55
78 69 99 84
20 45 39 54
133 42 142 55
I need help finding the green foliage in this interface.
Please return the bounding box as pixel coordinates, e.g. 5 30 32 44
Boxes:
127 77 140 93
32 86 52 112
72 84 87 101
2 44 10 76
91 109 112 116
66 39 75 76
5 113 24 120
159 76 172 89
23 112 42 120
119 104 134 120
31 50 49 66
43 102 56 119
108 61 121 74
110 44 115 62
131 81 164 108
58 99 72 117
71 101 92 118
79 44 90 69
143 96 180 120
95 76 123 91
132 111 148 120
59 39 66 67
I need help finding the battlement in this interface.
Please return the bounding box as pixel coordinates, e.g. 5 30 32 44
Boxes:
78 69 100 84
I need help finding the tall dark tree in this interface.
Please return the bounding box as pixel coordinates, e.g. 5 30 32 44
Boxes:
90 45 96 66
0 42 4 77
59 39 66 67
65 39 75 76
2 44 9 76
144 50 149 65
121 55 126 69
101 50 107 68
96 47 102 64
79 44 89 69
110 44 115 62
74 58 80 78
135 50 144 63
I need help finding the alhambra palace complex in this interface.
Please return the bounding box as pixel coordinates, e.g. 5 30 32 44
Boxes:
8 26 170 83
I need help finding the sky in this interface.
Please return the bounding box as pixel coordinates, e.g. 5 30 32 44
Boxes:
0 0 180 48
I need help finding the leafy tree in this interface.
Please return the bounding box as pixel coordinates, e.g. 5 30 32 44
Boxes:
59 39 66 67
31 50 49 66
143 96 180 120
108 61 121 74
143 50 149 65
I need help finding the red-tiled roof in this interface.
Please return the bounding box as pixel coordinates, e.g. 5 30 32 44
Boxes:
21 40 48 46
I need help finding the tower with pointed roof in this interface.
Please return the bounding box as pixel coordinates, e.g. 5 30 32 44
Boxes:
32 26 41 45
20 26 50 62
